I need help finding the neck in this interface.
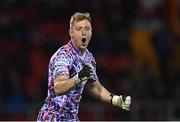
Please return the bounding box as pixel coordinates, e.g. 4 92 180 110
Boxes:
71 40 85 55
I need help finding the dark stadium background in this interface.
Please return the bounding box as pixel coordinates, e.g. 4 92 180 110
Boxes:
0 0 180 120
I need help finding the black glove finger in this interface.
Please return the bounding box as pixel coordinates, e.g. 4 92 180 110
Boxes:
121 95 127 101
86 65 92 70
87 68 93 74
89 68 93 74
83 65 89 70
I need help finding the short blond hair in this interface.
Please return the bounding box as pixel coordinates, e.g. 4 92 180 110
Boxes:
69 12 91 30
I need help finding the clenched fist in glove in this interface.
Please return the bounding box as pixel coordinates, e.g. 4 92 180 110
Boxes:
111 94 131 111
72 64 93 85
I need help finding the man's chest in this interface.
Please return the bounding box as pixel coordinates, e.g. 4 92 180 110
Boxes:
71 54 92 73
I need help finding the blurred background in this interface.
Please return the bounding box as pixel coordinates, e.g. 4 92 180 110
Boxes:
0 0 180 120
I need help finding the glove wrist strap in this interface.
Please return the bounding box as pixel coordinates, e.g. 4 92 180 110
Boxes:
111 95 121 107
72 73 81 85
110 93 114 104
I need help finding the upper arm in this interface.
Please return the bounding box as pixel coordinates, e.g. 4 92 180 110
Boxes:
51 53 71 81
51 53 72 93
87 80 102 95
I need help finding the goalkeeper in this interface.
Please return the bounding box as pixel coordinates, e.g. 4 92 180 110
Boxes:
37 12 131 121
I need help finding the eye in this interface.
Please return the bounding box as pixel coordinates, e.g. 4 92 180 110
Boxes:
75 27 81 31
85 27 91 31
86 28 90 31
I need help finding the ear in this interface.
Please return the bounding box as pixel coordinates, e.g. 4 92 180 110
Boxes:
69 29 72 37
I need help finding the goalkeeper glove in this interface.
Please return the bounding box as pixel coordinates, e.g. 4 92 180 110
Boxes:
111 94 131 111
72 64 93 85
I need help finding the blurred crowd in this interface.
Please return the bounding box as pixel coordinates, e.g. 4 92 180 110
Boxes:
0 0 180 120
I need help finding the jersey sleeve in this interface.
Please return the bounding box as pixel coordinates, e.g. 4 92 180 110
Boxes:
89 55 99 82
51 53 71 80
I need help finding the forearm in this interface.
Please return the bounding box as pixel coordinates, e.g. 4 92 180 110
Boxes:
98 86 112 104
54 75 76 95
88 81 131 111
88 81 112 104
54 64 93 95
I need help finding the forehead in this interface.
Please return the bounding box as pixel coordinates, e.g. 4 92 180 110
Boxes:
73 19 91 27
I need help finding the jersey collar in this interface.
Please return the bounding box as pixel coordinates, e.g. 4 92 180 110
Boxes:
70 40 87 56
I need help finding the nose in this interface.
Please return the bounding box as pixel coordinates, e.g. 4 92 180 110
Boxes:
82 29 86 35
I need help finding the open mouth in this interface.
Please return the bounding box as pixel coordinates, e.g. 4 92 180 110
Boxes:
82 38 86 43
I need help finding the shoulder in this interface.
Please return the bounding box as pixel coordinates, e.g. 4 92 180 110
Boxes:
86 49 94 58
86 49 96 63
50 44 73 63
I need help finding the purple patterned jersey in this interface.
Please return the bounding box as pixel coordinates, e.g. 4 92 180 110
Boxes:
37 40 98 121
